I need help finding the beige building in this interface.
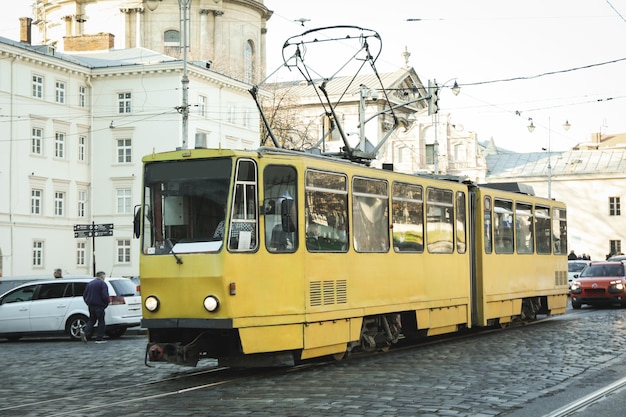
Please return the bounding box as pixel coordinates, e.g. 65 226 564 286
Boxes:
28 0 272 83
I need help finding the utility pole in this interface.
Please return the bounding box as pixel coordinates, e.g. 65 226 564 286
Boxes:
178 0 192 149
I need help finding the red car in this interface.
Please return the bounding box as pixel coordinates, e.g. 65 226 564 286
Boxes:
570 262 626 309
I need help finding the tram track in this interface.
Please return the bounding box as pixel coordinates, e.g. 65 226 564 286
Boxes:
543 376 626 417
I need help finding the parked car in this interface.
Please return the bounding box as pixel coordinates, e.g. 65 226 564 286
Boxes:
0 277 142 341
570 261 626 309
568 260 591 289
608 254 626 262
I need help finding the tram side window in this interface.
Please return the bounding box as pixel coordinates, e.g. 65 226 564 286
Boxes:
391 182 423 252
426 187 454 254
494 199 514 254
263 165 298 253
305 170 348 252
353 177 389 253
535 206 551 254
484 196 492 254
552 207 567 254
515 202 534 254
456 191 467 254
228 159 258 251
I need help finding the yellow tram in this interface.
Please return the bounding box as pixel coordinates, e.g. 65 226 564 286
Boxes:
136 147 568 367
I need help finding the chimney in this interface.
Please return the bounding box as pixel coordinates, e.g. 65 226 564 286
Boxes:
19 17 32 45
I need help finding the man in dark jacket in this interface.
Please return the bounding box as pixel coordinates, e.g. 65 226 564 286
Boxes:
80 271 110 343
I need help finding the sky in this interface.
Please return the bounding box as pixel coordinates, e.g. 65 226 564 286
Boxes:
263 0 626 152
2 1 626 153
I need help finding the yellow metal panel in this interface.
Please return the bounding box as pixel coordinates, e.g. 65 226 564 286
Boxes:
300 343 347 360
239 324 302 354
303 319 352 349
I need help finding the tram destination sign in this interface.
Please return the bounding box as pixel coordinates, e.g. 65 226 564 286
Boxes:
74 223 114 238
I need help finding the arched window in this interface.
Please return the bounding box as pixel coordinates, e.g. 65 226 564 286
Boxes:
244 40 254 83
164 30 180 45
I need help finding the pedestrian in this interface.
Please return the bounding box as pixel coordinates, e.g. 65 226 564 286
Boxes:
80 271 110 344
53 268 63 279
568 250 578 260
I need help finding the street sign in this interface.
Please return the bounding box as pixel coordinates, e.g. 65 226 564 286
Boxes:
94 230 114 237
73 223 114 238
94 223 114 232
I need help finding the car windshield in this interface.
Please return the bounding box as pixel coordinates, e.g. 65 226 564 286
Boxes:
580 265 625 277
109 279 137 297
568 262 587 272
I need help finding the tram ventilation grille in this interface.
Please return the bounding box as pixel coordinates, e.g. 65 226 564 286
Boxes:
310 280 347 306
555 270 567 286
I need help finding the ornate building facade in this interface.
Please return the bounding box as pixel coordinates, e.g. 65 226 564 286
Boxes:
29 0 272 83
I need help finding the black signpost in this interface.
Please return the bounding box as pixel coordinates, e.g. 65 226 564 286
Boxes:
74 222 114 276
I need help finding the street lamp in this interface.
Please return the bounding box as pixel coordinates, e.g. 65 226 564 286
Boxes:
527 117 571 199
430 79 460 175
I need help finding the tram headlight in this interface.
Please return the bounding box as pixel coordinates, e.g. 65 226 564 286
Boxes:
145 295 160 312
204 295 220 312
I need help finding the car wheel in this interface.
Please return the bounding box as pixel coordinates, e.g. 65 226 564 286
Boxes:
66 314 88 340
571 300 582 309
105 328 126 339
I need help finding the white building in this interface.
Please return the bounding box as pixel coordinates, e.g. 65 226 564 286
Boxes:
0 36 261 277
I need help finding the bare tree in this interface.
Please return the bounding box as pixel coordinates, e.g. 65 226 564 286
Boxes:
258 84 318 150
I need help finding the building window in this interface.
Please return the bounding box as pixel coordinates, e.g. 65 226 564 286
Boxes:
33 241 44 267
117 139 132 163
425 144 435 165
610 240 622 257
32 127 43 155
79 85 87 107
32 75 43 98
164 29 180 44
78 136 86 161
117 188 132 214
117 239 131 263
54 192 65 216
228 105 236 124
55 81 66 104
55 132 65 158
76 242 86 266
77 190 87 217
610 197 621 216
118 92 132 114
244 40 254 83
31 189 42 214
198 95 207 117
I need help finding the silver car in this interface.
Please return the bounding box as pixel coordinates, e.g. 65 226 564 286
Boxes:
0 277 142 341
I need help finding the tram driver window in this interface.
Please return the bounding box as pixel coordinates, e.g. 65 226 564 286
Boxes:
228 160 258 251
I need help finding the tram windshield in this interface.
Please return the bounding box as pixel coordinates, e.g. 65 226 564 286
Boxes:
140 158 232 254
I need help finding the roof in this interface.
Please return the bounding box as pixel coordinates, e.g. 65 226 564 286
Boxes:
0 36 179 69
486 149 626 179
269 68 425 104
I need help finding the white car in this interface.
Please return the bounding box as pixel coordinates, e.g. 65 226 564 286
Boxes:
0 277 142 341
568 260 591 289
